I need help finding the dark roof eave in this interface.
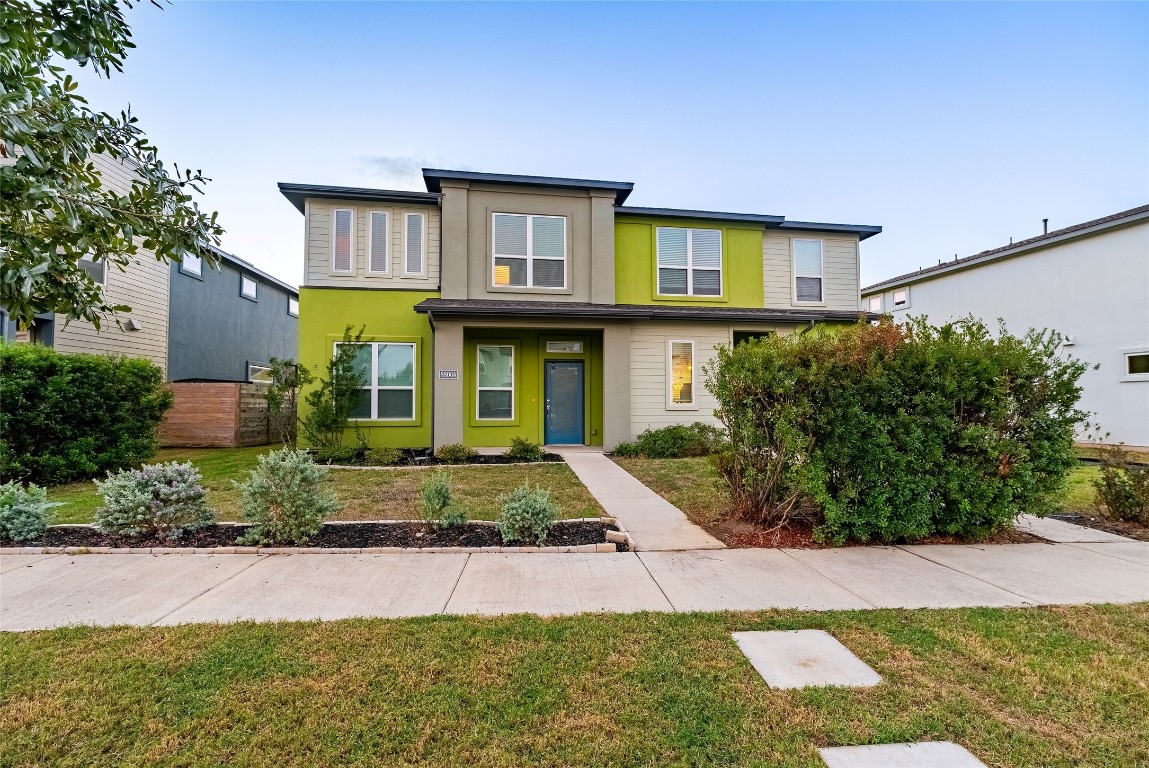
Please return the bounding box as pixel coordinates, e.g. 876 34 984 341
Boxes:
414 299 874 324
778 220 883 240
615 206 785 225
278 182 441 214
422 168 634 204
202 244 299 296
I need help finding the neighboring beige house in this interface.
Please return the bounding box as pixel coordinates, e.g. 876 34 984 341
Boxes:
862 204 1149 448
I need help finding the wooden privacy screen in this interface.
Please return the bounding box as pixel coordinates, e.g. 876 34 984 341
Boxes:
158 383 271 448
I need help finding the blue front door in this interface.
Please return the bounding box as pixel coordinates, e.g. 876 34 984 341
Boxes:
544 360 584 445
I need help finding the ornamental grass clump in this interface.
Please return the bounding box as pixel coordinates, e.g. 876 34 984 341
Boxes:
235 448 339 545
496 483 558 546
95 461 214 541
0 481 62 542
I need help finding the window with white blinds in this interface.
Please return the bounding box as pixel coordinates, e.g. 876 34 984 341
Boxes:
332 209 354 273
404 212 425 276
492 213 566 289
667 340 696 409
368 211 389 274
866 295 881 313
792 239 823 303
656 227 722 296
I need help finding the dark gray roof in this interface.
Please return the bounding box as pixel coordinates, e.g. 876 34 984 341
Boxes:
863 204 1149 294
422 168 634 204
278 182 440 214
616 206 785 225
414 298 874 324
204 244 298 296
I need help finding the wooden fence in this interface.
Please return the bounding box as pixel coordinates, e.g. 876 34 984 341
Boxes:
158 383 273 448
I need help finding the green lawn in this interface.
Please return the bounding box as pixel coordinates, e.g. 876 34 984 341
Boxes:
2 605 1146 766
47 447 601 523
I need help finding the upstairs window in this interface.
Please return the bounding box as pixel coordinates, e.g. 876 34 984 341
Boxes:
332 208 354 273
492 213 566 289
79 255 106 285
368 211 389 274
404 212 426 276
241 276 257 300
892 288 909 308
657 228 722 296
288 297 299 317
865 295 882 312
793 239 823 303
181 253 203 277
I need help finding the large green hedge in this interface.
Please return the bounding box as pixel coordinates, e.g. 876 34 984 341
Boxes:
0 343 173 485
704 318 1089 543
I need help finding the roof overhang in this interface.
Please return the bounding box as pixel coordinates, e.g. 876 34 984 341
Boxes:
203 244 298 296
616 206 785 226
278 182 441 214
414 298 875 324
423 168 634 205
778 220 883 241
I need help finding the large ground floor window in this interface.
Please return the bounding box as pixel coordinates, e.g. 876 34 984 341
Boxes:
337 341 417 421
477 344 514 420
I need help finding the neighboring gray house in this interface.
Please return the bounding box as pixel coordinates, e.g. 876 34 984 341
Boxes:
862 204 1149 448
168 246 299 383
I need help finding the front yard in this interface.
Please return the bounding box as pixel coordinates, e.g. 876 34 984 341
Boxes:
47 447 603 524
2 604 1146 766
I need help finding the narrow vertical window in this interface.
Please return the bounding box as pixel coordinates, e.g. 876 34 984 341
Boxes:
793 239 823 303
368 211 389 274
404 212 425 276
477 345 514 419
667 340 695 409
332 208 354 273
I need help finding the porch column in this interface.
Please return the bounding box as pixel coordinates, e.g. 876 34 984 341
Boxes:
432 318 465 448
601 322 631 450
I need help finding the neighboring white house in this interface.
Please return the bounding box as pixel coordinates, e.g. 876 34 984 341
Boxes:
861 204 1149 448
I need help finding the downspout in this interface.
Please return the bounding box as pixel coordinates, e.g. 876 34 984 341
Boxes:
797 319 817 335
427 308 435 453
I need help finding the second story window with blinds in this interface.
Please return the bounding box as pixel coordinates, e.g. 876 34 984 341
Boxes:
79 255 106 286
656 227 722 296
368 211 389 274
332 208 354 274
792 239 824 303
404 212 426 276
492 213 566 289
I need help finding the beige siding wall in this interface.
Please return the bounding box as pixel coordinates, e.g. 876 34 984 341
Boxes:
763 230 861 311
304 199 440 289
628 320 798 436
52 154 170 373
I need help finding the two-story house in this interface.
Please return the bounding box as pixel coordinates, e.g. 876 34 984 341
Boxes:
280 169 880 450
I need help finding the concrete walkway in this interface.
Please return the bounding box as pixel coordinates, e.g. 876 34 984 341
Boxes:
3 540 1146 631
554 448 725 550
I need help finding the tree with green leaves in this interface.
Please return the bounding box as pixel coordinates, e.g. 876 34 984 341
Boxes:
0 0 223 330
299 325 368 449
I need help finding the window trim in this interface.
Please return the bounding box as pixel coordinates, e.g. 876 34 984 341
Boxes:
791 238 825 305
892 287 910 309
288 297 299 317
865 295 882 313
247 362 273 385
240 275 258 301
490 212 568 291
403 211 427 278
179 252 203 279
655 227 724 298
331 207 355 275
476 343 515 421
366 210 390 276
666 339 697 411
335 341 418 422
1122 348 1149 382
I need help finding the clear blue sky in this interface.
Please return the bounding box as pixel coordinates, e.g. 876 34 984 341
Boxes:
74 1 1148 288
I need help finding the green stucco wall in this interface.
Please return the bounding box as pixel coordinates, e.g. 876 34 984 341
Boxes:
462 329 604 447
614 216 765 308
297 288 437 449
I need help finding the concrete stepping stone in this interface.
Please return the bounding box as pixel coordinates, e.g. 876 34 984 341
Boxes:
819 741 986 767
732 629 881 689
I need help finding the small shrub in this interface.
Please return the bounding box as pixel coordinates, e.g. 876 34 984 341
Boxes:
419 470 468 528
95 461 214 541
236 448 339 544
0 482 61 542
364 447 404 466
1092 445 1149 523
611 441 641 458
497 483 558 546
623 422 725 459
315 445 359 465
505 437 544 462
435 443 477 463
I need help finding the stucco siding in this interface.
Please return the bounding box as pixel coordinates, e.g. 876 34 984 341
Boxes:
51 154 170 372
304 199 440 289
864 221 1149 446
764 230 860 311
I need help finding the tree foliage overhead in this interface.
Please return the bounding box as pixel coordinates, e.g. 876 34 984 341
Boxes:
0 0 223 329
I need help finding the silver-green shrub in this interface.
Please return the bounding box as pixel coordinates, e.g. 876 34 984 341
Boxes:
496 483 558 546
419 470 468 528
0 481 61 541
236 448 339 544
95 461 214 541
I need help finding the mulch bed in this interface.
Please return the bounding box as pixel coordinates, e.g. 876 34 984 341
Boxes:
715 518 1044 549
1051 513 1149 542
6 520 623 550
318 452 565 468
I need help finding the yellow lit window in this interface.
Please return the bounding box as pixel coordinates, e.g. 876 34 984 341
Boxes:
669 340 694 407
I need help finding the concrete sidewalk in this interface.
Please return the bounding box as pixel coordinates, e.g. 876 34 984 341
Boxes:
555 449 725 550
3 540 1146 631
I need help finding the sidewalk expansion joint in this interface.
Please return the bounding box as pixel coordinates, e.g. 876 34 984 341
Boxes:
893 545 1040 605
147 555 267 627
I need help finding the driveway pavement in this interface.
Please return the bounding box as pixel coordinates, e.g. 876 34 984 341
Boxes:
3 539 1146 631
